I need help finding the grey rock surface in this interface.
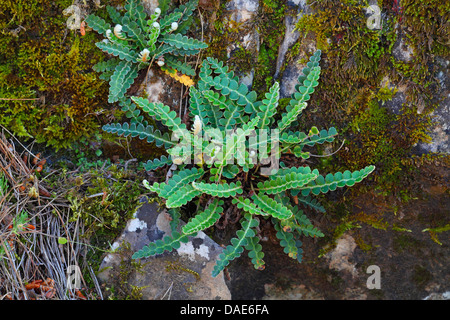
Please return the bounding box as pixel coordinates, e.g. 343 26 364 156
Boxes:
96 198 231 300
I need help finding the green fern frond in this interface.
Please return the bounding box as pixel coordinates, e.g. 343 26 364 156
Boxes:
245 236 265 270
296 196 326 213
118 97 144 123
161 33 208 51
192 181 243 198
182 199 223 235
165 184 201 208
201 59 259 114
96 41 137 62
158 0 171 14
274 222 302 261
212 213 259 277
232 196 270 217
132 97 187 133
293 165 376 196
174 0 198 23
85 14 111 35
102 122 175 148
108 61 139 103
251 193 293 220
159 11 183 32
257 172 318 195
206 57 238 81
188 86 208 124
122 17 147 48
164 56 196 76
277 101 308 132
287 66 321 113
257 81 280 129
132 231 189 259
152 167 204 198
143 155 172 171
93 58 120 73
106 6 123 25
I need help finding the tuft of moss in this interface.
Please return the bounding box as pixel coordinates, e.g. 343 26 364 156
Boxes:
0 0 112 150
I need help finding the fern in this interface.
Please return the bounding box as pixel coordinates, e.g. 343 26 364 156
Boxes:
212 213 259 277
102 122 174 148
256 172 318 194
245 236 265 270
251 193 293 220
148 167 204 198
143 155 172 171
257 81 280 129
182 199 223 235
274 221 303 262
88 0 207 102
117 52 375 277
85 14 110 35
165 184 202 208
292 165 376 196
132 231 189 259
192 181 243 198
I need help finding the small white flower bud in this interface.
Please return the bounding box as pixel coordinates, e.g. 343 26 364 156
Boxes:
155 8 161 15
114 24 125 39
138 48 150 62
114 24 122 33
157 60 165 67
171 22 178 31
192 115 202 135
152 22 160 29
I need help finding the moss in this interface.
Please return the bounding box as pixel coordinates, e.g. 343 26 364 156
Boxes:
292 0 445 198
0 0 112 150
66 164 144 239
253 0 287 96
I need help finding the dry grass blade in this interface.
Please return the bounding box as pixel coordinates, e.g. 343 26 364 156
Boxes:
0 131 101 300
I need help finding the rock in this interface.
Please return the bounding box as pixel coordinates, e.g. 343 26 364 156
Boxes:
392 33 415 63
423 291 450 300
274 0 311 80
276 2 316 99
325 234 358 278
415 57 449 154
96 198 231 300
219 0 260 86
138 68 183 108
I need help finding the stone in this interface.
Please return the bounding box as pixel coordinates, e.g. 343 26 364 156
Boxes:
96 198 231 300
219 0 260 86
392 34 415 63
276 2 317 99
325 234 358 278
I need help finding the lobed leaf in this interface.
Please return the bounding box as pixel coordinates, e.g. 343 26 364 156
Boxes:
212 213 259 277
182 199 224 234
192 181 243 198
132 231 189 259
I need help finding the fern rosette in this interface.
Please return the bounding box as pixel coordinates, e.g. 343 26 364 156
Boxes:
107 50 375 277
86 0 207 103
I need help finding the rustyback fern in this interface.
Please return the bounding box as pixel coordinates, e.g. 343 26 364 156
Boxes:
86 0 207 103
112 50 375 277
